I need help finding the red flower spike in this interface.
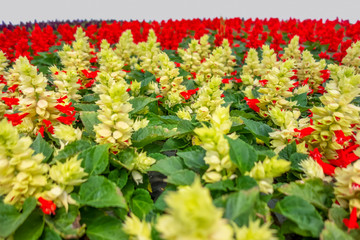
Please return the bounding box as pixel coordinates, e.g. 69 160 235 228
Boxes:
334 130 352 145
1 97 19 109
85 79 95 88
57 96 67 104
55 103 75 115
4 113 29 126
57 112 76 125
234 77 242 83
180 91 191 100
190 72 197 79
81 69 98 79
318 52 330 59
222 78 230 84
259 79 268 86
302 77 309 86
37 126 45 138
156 95 163 99
317 86 326 94
294 127 315 138
38 197 56 215
174 62 181 68
221 94 225 98
343 208 359 230
244 97 260 112
8 84 19 93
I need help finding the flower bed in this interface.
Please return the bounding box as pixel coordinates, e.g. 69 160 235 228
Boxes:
1 17 360 239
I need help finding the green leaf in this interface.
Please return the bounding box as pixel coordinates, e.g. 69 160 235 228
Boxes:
240 117 273 145
226 136 257 174
289 152 308 171
132 125 179 147
81 208 127 240
0 197 37 238
72 176 127 209
130 97 158 115
177 146 206 170
79 144 110 175
167 169 196 186
40 227 62 240
31 134 53 163
290 92 308 107
44 205 85 239
14 209 44 240
110 148 137 170
130 189 154 219
161 138 188 152
108 169 128 189
274 195 324 237
278 141 297 160
140 71 156 89
206 179 235 191
224 188 259 226
54 140 92 162
278 178 334 210
320 221 353 240
80 111 101 137
74 103 99 112
328 206 348 229
177 120 197 134
148 156 184 176
235 176 258 190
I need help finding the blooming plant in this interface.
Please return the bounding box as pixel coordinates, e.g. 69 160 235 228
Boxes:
1 17 360 240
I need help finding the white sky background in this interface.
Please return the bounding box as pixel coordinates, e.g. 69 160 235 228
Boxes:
1 0 359 25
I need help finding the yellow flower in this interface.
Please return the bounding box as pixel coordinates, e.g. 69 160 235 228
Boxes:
235 219 277 240
156 178 233 240
123 213 152 240
49 156 88 187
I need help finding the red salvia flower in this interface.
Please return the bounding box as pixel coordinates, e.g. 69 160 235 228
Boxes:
343 208 359 230
180 91 191 100
244 97 260 112
309 148 335 176
57 96 67 103
259 79 268 86
38 197 56 215
222 78 230 84
8 84 19 93
81 69 99 79
294 127 315 138
1 97 19 109
57 112 76 125
55 103 75 115
4 113 29 126
334 130 352 145
318 51 330 59
37 126 45 138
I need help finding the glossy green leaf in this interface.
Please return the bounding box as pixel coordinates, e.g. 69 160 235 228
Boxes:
148 156 184 176
167 169 196 186
81 208 127 240
80 111 101 137
278 178 334 210
31 134 53 163
79 144 110 175
45 205 85 239
0 198 37 238
130 189 154 219
177 146 206 170
320 221 353 240
240 117 273 144
54 140 92 162
226 136 257 174
274 195 324 237
72 176 127 209
132 125 178 147
130 97 158 115
14 209 44 240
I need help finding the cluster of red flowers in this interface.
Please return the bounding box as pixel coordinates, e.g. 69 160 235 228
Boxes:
1 18 360 62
